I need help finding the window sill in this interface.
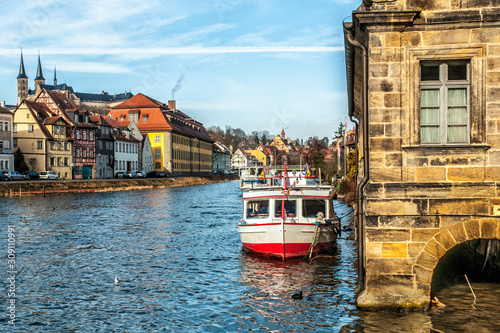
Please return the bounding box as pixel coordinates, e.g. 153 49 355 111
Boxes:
402 144 490 151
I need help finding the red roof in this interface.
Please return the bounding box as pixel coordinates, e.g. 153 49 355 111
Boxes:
108 93 212 142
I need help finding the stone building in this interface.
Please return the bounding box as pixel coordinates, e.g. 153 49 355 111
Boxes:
344 0 500 309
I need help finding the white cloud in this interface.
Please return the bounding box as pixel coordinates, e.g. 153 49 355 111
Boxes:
55 61 131 74
0 45 343 57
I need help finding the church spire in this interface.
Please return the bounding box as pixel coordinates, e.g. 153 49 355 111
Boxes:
54 65 57 86
17 50 29 104
35 52 44 81
17 50 28 79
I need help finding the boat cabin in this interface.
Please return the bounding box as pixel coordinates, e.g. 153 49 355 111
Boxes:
242 189 333 225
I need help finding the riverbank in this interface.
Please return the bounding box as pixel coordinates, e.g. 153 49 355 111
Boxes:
0 174 238 197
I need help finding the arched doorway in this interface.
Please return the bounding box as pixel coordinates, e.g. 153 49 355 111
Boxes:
413 219 500 306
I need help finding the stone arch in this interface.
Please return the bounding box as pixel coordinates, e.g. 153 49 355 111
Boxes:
413 219 500 301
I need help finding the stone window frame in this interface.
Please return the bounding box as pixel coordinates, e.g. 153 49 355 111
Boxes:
406 46 485 147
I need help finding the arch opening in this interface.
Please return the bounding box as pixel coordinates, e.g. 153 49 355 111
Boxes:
431 239 500 298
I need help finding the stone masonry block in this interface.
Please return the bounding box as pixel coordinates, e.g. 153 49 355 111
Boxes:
370 152 384 168
370 78 401 93
366 242 382 258
369 47 401 63
370 167 402 182
464 220 480 239
380 216 438 229
487 45 500 56
489 150 500 165
365 274 415 297
369 123 385 138
435 230 456 250
487 133 500 146
366 216 379 228
416 167 446 182
487 72 500 87
447 167 485 182
369 92 384 108
416 251 439 270
411 229 440 242
369 108 401 122
384 93 401 108
471 28 500 44
384 32 401 47
370 137 401 152
413 265 433 285
370 63 389 77
487 57 500 71
367 258 412 274
385 152 402 167
422 30 471 46
424 238 447 258
488 88 500 103
407 158 428 167
382 243 408 258
401 32 422 47
481 219 499 239
403 167 416 182
485 167 500 181
448 223 468 244
366 199 406 215
384 123 401 137
429 199 489 215
408 242 426 257
366 229 411 242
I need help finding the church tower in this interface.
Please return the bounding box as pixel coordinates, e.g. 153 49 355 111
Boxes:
17 51 28 105
34 52 45 94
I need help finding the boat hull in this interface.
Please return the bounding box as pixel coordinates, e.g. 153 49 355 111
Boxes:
238 222 337 260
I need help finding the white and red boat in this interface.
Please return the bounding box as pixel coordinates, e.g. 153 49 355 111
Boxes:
238 165 340 260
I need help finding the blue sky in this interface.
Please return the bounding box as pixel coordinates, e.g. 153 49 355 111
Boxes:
0 0 358 141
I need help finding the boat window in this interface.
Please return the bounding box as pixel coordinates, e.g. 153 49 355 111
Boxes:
246 200 269 219
302 199 326 218
275 200 297 218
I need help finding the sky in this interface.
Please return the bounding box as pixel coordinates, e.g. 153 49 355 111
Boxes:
0 0 358 142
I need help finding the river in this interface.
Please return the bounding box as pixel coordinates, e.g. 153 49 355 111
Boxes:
1 180 499 332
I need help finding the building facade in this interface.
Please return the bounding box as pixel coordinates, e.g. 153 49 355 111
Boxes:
213 142 231 173
90 115 114 179
345 0 500 309
108 94 213 176
0 106 14 171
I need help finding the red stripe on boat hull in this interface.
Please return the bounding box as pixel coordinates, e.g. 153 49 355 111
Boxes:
241 241 335 260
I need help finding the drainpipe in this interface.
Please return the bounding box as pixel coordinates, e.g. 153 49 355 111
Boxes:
344 27 369 295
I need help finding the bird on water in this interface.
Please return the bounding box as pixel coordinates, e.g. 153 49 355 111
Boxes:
292 291 303 300
114 276 119 285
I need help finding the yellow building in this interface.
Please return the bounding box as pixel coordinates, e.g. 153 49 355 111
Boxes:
108 94 213 176
245 149 269 166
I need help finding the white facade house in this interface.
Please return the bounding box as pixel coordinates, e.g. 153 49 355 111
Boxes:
111 127 140 175
231 148 255 170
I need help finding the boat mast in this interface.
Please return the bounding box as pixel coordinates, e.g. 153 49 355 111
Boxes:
281 164 288 259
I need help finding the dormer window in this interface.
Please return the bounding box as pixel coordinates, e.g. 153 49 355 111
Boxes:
74 114 78 122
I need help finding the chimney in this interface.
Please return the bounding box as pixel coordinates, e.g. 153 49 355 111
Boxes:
0 101 5 108
168 100 176 111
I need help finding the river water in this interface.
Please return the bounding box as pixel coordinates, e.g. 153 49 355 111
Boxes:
1 180 499 332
